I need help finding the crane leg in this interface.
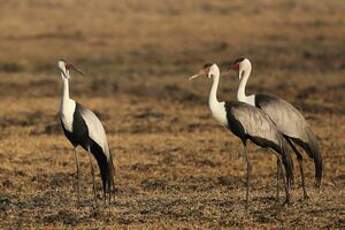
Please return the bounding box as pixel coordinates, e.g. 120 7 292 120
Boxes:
276 159 280 202
277 155 291 206
286 139 309 200
103 183 107 206
74 147 81 204
108 180 112 204
242 143 251 210
111 176 116 204
87 148 97 205
108 181 112 204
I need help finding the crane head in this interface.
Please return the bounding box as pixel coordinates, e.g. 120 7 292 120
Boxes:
228 57 245 71
226 57 251 80
58 59 84 79
189 63 219 80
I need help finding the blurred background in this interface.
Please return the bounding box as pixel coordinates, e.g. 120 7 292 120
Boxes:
0 1 344 228
0 0 344 99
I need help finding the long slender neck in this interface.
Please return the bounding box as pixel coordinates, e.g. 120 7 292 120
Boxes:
61 77 70 106
237 65 251 102
208 68 228 127
209 72 220 108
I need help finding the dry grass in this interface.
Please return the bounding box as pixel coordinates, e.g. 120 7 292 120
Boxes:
0 0 344 229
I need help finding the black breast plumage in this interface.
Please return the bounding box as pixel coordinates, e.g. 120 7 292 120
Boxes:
61 103 90 148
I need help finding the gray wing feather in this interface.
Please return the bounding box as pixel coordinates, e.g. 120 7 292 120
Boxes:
256 94 309 141
231 104 281 146
79 105 110 159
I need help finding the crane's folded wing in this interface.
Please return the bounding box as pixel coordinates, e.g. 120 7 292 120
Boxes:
78 104 110 158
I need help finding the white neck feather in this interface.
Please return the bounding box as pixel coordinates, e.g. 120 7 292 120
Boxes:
208 66 228 127
209 71 220 108
237 64 255 106
60 75 76 132
61 77 70 101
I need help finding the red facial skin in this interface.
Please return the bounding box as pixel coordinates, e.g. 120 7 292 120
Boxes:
65 63 73 70
229 63 240 71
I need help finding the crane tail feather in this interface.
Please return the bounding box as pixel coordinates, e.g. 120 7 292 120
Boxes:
107 152 116 193
89 143 116 196
305 128 323 188
282 141 294 187
276 137 294 187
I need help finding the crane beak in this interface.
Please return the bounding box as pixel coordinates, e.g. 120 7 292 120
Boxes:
189 73 202 81
189 69 206 81
66 63 85 76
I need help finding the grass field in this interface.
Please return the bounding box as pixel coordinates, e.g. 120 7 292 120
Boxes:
0 0 344 229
